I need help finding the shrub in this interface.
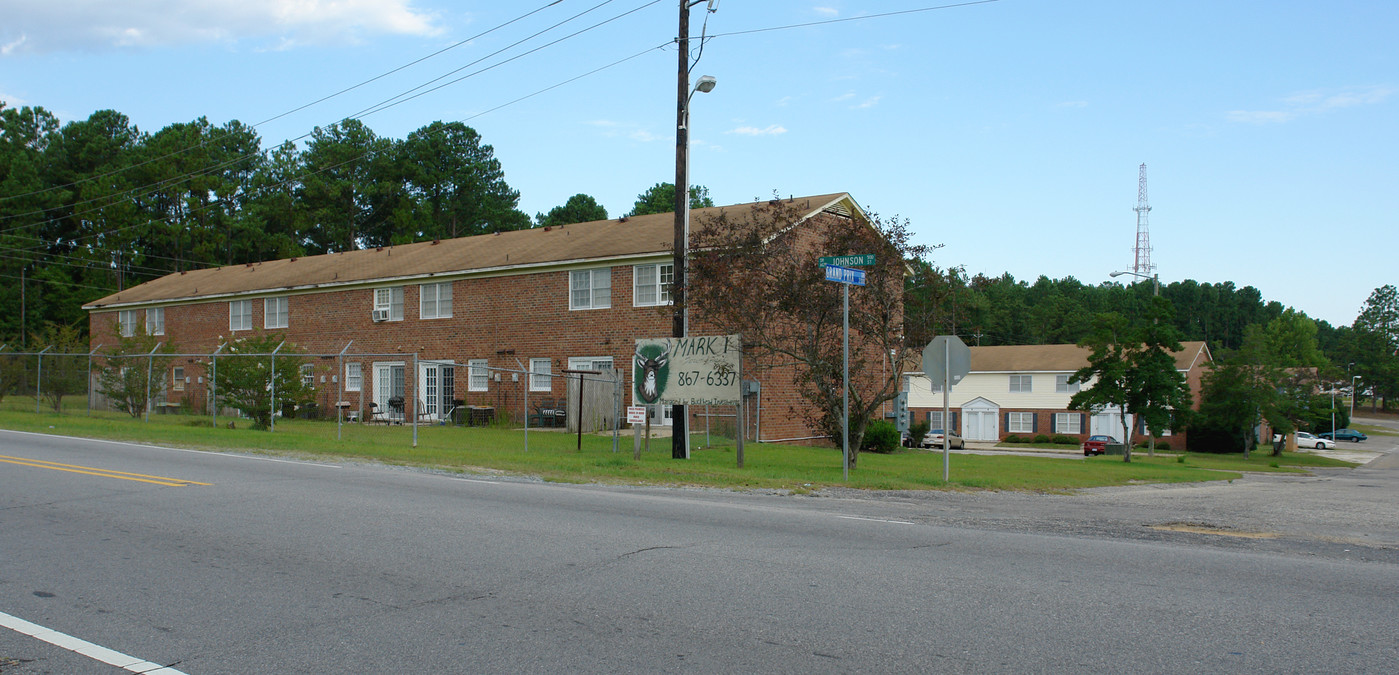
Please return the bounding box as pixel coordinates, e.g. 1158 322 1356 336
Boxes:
907 420 930 448
1051 434 1078 445
1003 434 1023 444
1033 434 1052 444
861 420 901 454
1156 440 1171 451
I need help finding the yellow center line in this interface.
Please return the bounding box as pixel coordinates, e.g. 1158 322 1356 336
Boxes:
0 454 211 487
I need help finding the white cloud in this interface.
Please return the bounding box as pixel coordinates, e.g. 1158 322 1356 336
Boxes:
830 92 856 102
0 0 442 55
813 7 839 17
1228 85 1393 124
854 95 881 109
727 124 788 136
630 129 660 142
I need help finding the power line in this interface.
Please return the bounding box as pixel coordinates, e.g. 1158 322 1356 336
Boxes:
705 0 999 38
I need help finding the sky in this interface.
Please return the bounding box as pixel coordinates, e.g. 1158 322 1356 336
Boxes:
3 0 1395 328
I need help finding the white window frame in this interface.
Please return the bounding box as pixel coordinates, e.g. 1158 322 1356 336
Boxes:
374 287 404 321
570 268 611 310
264 297 289 329
300 363 315 388
1054 412 1081 434
568 356 614 373
1008 412 1034 434
118 309 139 337
172 366 185 391
1009 374 1032 393
632 263 673 307
468 359 489 392
1055 374 1079 394
419 282 453 319
145 308 164 336
529 358 552 392
345 363 362 392
229 300 253 332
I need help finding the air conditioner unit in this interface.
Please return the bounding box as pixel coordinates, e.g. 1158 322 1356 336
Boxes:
371 309 389 323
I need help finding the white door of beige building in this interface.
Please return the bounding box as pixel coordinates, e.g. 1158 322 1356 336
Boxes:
961 397 1000 441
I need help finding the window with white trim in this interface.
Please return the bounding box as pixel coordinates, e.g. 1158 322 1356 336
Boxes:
374 287 404 321
530 358 551 392
172 366 185 391
1054 412 1081 434
1009 374 1032 393
468 359 489 392
633 263 673 306
569 268 611 310
1055 374 1079 394
345 363 362 392
300 363 314 388
1008 412 1035 433
229 300 252 331
145 308 164 335
264 297 288 329
568 356 614 373
420 282 452 319
118 309 139 337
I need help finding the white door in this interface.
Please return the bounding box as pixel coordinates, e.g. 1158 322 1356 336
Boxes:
417 362 456 421
373 362 405 420
1090 409 1131 441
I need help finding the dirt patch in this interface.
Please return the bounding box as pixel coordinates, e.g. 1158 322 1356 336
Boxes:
1150 522 1278 539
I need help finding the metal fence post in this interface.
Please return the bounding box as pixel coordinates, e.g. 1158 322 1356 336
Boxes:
269 341 284 432
412 353 419 448
36 346 53 414
87 344 101 416
211 343 224 428
143 343 161 423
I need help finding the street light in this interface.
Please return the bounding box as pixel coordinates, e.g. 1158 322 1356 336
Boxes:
1109 269 1159 296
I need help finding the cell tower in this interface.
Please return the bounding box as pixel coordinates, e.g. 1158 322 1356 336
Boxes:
1131 163 1154 277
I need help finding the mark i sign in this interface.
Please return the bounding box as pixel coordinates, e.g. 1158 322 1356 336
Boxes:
633 335 742 406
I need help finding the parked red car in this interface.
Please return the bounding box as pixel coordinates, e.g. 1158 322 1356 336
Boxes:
1082 435 1117 456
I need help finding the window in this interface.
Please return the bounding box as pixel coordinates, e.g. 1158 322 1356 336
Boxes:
568 356 614 373
570 268 611 310
118 309 139 337
374 287 404 321
345 363 362 392
1054 412 1081 434
1009 374 1032 393
1008 412 1035 434
927 410 956 431
469 359 489 392
229 300 252 331
420 282 453 319
633 263 673 306
265 297 289 329
300 364 314 388
530 358 552 392
1055 374 1079 394
146 308 164 335
172 366 185 391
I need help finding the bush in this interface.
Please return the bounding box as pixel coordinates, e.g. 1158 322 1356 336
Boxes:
1156 440 1171 450
1032 434 1052 444
1051 434 1078 445
907 420 930 448
1003 434 1023 444
861 420 901 454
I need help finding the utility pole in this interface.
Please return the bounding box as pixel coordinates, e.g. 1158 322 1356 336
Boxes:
671 0 691 460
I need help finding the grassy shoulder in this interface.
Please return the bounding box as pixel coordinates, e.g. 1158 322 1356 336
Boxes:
0 404 1357 493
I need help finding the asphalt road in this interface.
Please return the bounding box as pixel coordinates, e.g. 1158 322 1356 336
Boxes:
2 423 1396 674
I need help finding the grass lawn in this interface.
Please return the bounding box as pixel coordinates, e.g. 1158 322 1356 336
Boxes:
0 398 1359 493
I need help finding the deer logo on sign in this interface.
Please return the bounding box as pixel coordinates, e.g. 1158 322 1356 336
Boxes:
633 343 671 404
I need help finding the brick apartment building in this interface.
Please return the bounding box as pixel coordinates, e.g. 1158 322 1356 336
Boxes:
83 193 874 442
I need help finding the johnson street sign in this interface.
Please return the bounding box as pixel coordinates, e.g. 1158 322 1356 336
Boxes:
818 254 875 268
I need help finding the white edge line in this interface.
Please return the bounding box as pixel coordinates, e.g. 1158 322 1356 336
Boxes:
0 428 342 468
836 515 915 525
0 610 190 675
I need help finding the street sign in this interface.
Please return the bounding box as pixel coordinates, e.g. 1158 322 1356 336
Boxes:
922 335 971 386
824 265 866 286
818 254 876 268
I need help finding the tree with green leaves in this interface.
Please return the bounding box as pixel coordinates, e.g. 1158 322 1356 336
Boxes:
398 121 529 240
688 199 926 470
625 182 714 217
1069 298 1192 461
95 324 176 418
209 333 313 430
32 322 89 413
535 193 608 228
1352 284 1399 410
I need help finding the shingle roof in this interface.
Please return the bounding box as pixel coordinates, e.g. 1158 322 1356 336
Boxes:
84 193 855 310
967 341 1210 372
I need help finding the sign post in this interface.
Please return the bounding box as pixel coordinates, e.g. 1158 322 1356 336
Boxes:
922 335 971 481
822 259 871 480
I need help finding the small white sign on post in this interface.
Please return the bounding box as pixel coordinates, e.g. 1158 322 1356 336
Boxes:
626 406 648 424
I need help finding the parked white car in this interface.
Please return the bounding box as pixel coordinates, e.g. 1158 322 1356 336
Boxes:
1288 431 1336 450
